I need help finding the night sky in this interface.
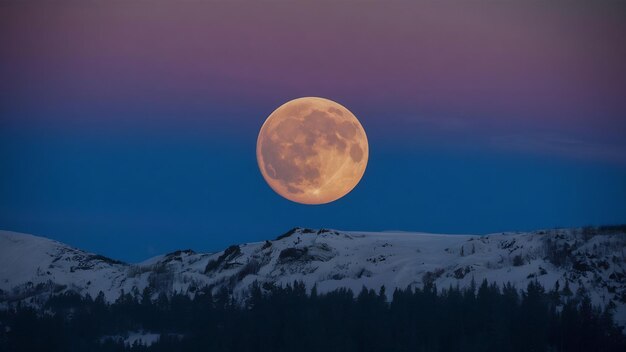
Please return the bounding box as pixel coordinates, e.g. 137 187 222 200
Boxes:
1 1 625 262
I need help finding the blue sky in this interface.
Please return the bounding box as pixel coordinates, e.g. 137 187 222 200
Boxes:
1 1 625 261
1 122 625 262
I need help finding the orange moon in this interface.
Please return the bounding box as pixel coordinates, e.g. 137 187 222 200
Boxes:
256 97 368 205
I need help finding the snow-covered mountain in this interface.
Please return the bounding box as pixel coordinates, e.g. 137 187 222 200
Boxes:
1 227 625 327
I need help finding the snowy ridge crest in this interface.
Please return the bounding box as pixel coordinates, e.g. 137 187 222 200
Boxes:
1 226 625 326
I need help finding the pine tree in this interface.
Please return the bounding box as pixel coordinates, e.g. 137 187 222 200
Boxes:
562 280 573 297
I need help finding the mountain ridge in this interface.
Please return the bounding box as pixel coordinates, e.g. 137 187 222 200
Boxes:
1 226 625 328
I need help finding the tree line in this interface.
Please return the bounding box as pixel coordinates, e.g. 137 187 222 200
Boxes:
0 279 624 352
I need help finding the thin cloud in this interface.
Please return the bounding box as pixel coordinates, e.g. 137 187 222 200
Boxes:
491 134 626 165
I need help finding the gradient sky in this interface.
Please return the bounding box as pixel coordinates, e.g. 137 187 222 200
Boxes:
1 1 625 262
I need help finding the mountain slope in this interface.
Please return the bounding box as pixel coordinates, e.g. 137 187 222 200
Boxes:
1 227 625 327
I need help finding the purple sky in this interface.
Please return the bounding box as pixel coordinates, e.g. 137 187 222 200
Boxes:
3 1 625 158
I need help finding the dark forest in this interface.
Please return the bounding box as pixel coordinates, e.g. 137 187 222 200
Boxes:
1 280 625 352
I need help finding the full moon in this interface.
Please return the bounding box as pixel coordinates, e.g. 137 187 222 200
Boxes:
256 97 368 205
